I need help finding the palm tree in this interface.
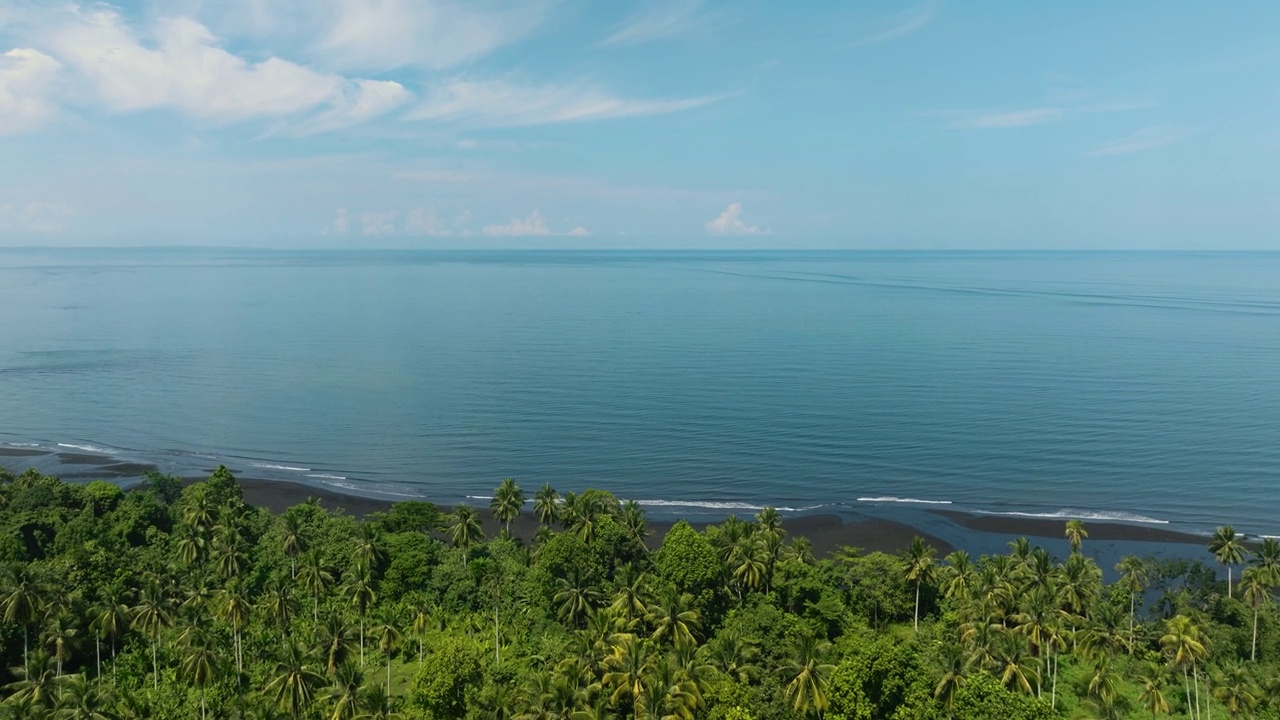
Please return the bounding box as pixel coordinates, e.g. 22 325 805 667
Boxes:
1251 537 1280 585
1160 614 1208 720
533 484 559 527
261 578 299 636
354 525 385 570
41 614 76 677
993 637 1038 696
345 561 378 667
602 633 651 709
941 550 974 604
620 500 648 545
448 505 484 559
317 613 356 677
375 616 402 696
1239 566 1271 662
2 565 47 676
213 524 247 581
934 643 965 718
698 629 759 684
176 524 209 567
609 567 651 630
281 513 308 580
4 649 58 710
300 549 335 623
354 683 402 720
1211 662 1258 718
646 588 700 649
491 478 525 535
1115 555 1149 651
216 580 252 676
1208 526 1246 598
1136 662 1171 719
780 635 835 719
179 624 218 720
325 661 365 720
51 674 115 720
754 507 784 539
730 536 766 596
1086 660 1121 719
89 590 130 684
130 580 172 691
409 602 432 667
903 536 936 631
1064 519 1088 554
266 641 325 720
554 569 601 628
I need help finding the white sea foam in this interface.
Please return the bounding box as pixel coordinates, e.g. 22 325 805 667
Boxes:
250 462 310 472
978 509 1169 525
858 496 952 505
306 473 347 481
634 499 825 513
466 495 495 500
326 482 422 499
57 443 117 455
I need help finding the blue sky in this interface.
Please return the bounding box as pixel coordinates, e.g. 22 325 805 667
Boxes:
1 1 1278 248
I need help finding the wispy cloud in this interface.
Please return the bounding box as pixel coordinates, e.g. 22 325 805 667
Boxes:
0 200 77 234
407 78 725 127
1085 126 1193 157
706 202 767 236
600 0 717 47
483 210 551 236
851 2 934 48
958 107 1063 129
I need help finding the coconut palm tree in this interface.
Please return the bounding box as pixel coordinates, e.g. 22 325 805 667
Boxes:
619 500 648 546
179 624 218 720
1211 662 1259 718
354 525 385 570
1160 614 1207 720
266 641 325 720
1136 662 1171 719
780 635 835 719
1251 537 1280 585
941 550 975 604
345 560 378 667
409 602 433 667
1115 555 1149 650
554 570 601 628
353 683 402 720
730 537 766 596
2 565 47 676
216 580 252 676
300 550 336 624
934 643 966 718
213 524 247 581
261 578 299 637
754 507 784 539
317 613 356 677
1086 660 1121 719
602 633 651 709
647 588 700 649
1208 526 1246 598
176 524 209 567
1064 520 1088 554
4 649 58 710
281 513 308 580
89 589 130 685
698 628 759 684
448 506 484 558
993 637 1038 696
375 615 402 696
609 567 651 630
325 661 365 720
130 580 172 691
41 614 76 677
491 478 525 536
1239 566 1271 662
51 673 115 720
903 536 936 631
533 484 559 527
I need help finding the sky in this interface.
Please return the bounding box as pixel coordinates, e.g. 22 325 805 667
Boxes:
1 1 1279 249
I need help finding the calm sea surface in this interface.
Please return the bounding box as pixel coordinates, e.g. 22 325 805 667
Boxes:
1 249 1278 534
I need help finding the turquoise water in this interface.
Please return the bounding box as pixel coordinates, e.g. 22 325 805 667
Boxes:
2 249 1278 534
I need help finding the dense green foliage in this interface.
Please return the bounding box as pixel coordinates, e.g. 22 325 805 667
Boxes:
0 464 1277 719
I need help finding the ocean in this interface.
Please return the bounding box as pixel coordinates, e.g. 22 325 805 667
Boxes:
2 248 1278 536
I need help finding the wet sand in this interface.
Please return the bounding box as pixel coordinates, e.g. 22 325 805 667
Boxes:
0 448 50 457
930 509 1205 545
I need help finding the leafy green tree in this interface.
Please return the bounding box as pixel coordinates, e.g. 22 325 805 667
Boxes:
1115 555 1149 650
408 634 483 720
447 506 483 559
1208 525 1246 598
533 484 559 527
179 624 218 720
779 634 835 719
131 579 172 691
2 565 47 675
1239 566 1271 662
281 513 308 580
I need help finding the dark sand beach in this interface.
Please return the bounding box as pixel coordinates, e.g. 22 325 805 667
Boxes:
930 509 1204 545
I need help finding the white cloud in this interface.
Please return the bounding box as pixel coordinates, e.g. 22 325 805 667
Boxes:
958 108 1063 129
1085 126 1193 157
567 226 590 236
483 210 550 236
0 201 77 233
43 10 406 127
408 78 724 127
851 3 934 47
327 207 350 233
404 207 451 235
361 210 396 235
600 0 716 47
706 202 765 236
312 0 549 71
0 48 61 135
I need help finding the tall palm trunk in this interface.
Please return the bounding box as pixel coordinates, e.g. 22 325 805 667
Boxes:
387 654 392 697
95 635 101 681
1251 605 1259 662
1226 566 1232 599
152 640 159 690
1193 665 1201 720
360 615 365 667
1183 667 1193 720
111 637 117 686
1128 592 1136 654
913 582 921 631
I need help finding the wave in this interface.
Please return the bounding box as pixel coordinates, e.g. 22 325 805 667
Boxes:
977 509 1169 525
57 443 117 455
466 495 494 500
858 496 952 505
249 462 310 472
633 499 826 513
324 481 423 499
306 473 347 481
